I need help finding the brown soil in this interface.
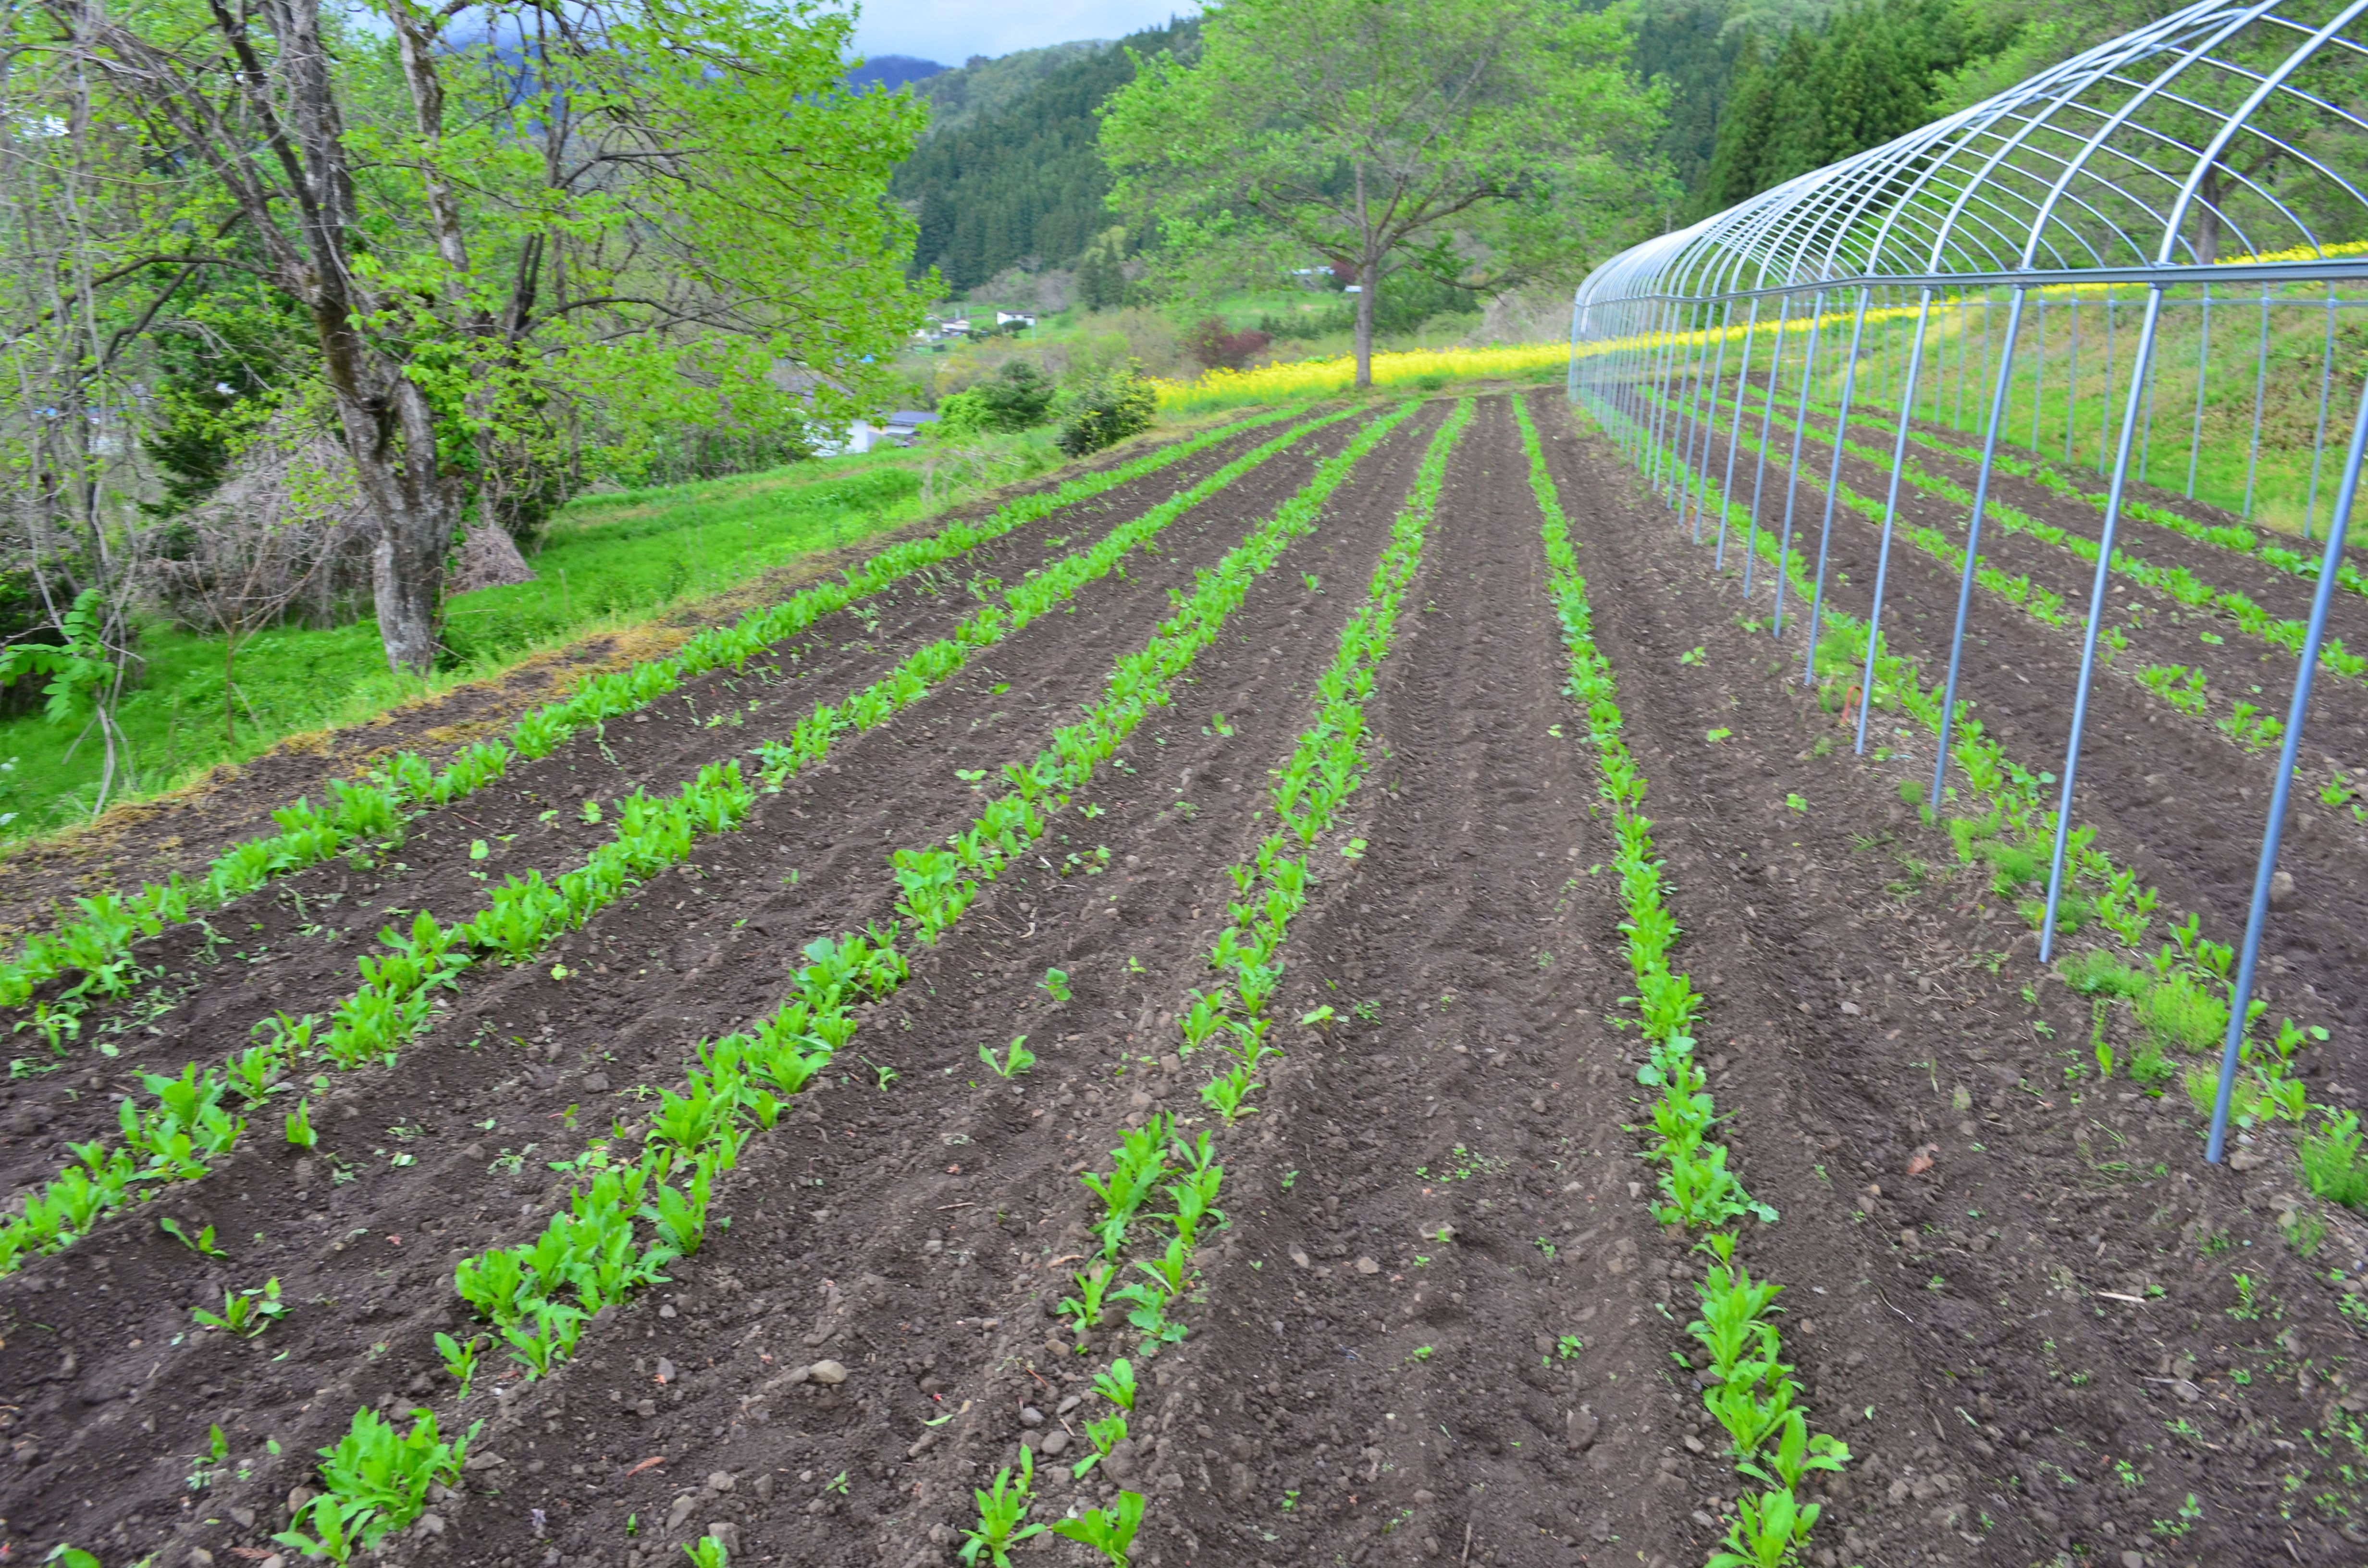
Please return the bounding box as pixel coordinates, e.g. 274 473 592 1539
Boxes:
6 391 2368 1568
0 420 1272 942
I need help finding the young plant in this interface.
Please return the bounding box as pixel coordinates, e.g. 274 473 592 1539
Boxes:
1051 1491 1146 1567
958 1446 1047 1566
273 1493 364 1565
193 1276 285 1337
435 1331 484 1400
286 1097 320 1151
1073 1412 1128 1479
1707 1487 1821 1568
1039 968 1072 1003
1093 1357 1138 1411
980 1035 1036 1078
682 1535 729 1568
1057 1261 1114 1342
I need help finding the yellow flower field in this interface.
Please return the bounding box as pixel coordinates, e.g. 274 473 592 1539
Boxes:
1155 341 1569 411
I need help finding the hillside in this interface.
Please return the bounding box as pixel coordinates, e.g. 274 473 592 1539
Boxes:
891 20 1197 292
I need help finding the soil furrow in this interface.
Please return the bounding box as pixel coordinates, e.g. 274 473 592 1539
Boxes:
1125 394 1697 1568
0 414 1371 1208
0 419 1292 943
414 401 1447 1568
1546 392 2368 1567
0 409 1398 1552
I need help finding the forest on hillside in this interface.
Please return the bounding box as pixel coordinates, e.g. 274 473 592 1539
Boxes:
893 0 2188 297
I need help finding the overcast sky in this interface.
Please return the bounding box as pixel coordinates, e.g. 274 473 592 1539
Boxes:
844 0 1198 66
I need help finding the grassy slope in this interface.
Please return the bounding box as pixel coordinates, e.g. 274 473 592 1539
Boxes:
0 429 1066 836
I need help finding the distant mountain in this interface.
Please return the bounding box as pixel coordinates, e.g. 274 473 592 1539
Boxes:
891 20 1198 292
906 41 1108 138
848 53 948 92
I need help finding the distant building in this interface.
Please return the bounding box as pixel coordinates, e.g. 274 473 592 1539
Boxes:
819 409 939 455
996 311 1036 329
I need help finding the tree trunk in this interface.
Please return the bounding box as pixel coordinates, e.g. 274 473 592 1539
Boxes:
1355 256 1378 389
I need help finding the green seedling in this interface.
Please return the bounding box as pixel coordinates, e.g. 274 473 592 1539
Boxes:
1057 1261 1114 1341
435 1331 483 1400
286 1097 320 1151
1039 968 1071 1003
959 1446 1046 1566
1094 1357 1138 1411
160 1217 230 1257
1051 1490 1146 1566
980 1036 1036 1078
1073 1412 1128 1479
1201 1064 1261 1123
44 1549 100 1568
1707 1486 1821 1568
193 1276 285 1337
1299 1004 1336 1030
274 1493 364 1565
682 1535 729 1568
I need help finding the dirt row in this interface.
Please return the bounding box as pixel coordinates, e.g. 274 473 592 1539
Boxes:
0 404 1416 1559
0 423 1275 942
1671 380 2368 1054
0 413 1355 1200
1683 386 2368 777
1557 389 2368 1565
12 387 2368 1568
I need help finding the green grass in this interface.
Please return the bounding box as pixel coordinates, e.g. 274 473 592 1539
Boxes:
0 429 1065 838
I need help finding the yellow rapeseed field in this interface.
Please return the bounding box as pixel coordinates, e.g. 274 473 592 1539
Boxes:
1155 341 1569 410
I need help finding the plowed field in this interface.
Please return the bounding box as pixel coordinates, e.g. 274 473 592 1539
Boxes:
2 391 2362 1568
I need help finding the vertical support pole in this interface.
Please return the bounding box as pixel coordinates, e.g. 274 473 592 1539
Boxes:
1773 291 1829 641
1646 299 1680 492
2188 285 2213 500
2306 286 2338 542
1804 289 1873 685
1745 294 1795 600
1686 300 1737 541
1716 298 1764 569
2040 284 2169 962
1933 287 2030 807
2100 289 2118 473
1854 287 1937 755
1954 290 1972 430
2244 285 2272 520
2063 293 2082 464
2030 295 2051 453
2207 378 2368 1164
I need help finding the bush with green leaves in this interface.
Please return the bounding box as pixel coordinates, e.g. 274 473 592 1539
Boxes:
1057 362 1159 458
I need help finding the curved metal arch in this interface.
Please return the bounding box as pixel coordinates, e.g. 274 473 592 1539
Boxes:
1566 0 2368 1176
1579 0 2368 319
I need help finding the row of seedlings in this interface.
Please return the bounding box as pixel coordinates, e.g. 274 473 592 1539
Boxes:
1516 396 1852 1568
0 407 1308 1020
1818 396 2368 605
962 400 1476 1564
1669 397 2343 1127
261 402 1429 1564
0 409 1365 1276
1595 395 2344 1201
1704 391 2368 687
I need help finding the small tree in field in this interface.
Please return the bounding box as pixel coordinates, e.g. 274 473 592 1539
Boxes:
1100 0 1667 387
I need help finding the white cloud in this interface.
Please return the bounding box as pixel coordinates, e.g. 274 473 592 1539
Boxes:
842 0 1196 67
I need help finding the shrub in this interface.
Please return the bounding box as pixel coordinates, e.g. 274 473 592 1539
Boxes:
1057 364 1159 458
1185 318 1273 371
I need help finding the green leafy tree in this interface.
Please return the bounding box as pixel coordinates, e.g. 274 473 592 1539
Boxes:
8 0 929 674
1100 0 1665 387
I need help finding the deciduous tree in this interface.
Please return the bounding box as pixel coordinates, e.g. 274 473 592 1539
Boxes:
1099 0 1665 387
